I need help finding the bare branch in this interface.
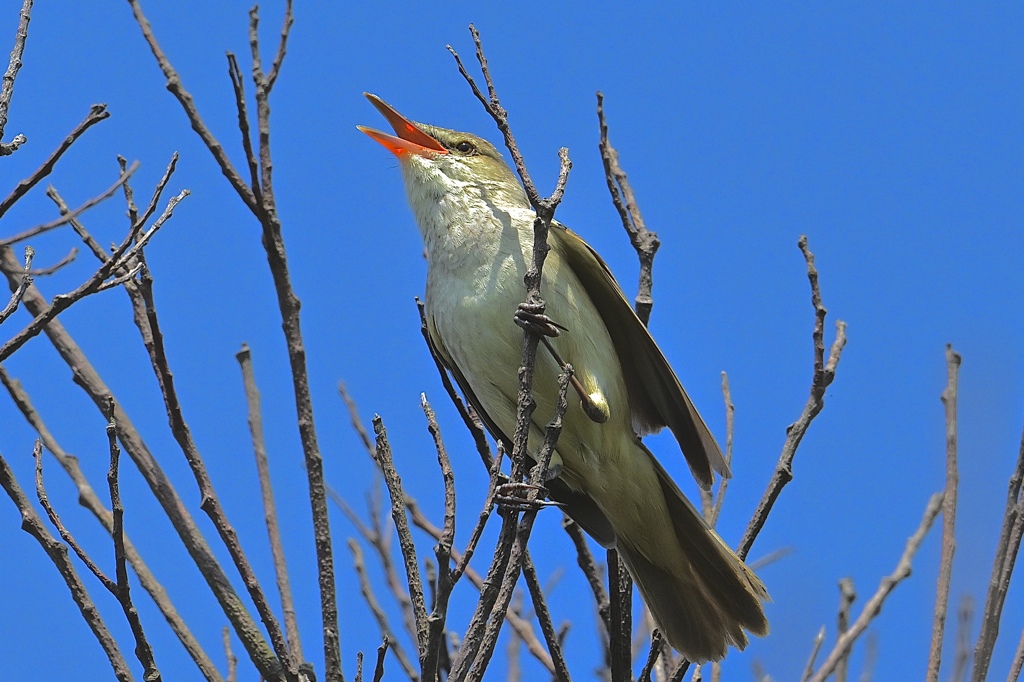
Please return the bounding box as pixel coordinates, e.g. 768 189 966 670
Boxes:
0 104 108 219
236 344 304 662
562 516 610 636
972 419 1024 681
0 0 33 152
800 626 826 682
522 551 571 681
835 577 856 682
928 345 962 682
266 0 294 90
28 247 76 276
224 627 238 682
608 547 634 682
371 415 429 655
596 91 660 324
0 244 32 325
738 235 847 560
1 161 139 247
0 188 187 364
347 539 418 681
106 402 162 680
372 638 390 682
0 246 279 678
463 365 573 680
403 492 556 674
807 492 944 682
416 299 494 470
1009 625 1024 682
638 630 664 682
0 367 223 680
125 245 297 679
0 445 132 681
951 596 973 682
125 0 256 211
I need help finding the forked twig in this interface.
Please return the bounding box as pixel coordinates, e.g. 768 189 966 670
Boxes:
738 235 847 560
807 492 944 682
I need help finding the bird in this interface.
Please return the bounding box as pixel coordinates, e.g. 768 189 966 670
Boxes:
358 92 769 662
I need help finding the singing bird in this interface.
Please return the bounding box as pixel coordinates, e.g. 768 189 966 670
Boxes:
359 93 768 662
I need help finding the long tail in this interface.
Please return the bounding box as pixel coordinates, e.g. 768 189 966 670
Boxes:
615 452 769 663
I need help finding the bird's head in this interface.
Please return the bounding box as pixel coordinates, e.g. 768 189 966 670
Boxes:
358 93 528 211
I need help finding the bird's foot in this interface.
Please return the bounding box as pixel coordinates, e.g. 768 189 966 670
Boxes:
514 302 566 338
493 481 560 511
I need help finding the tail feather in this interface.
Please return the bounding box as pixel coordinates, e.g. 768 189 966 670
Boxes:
616 452 769 662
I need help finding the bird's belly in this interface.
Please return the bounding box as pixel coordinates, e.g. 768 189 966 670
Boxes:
425 249 638 495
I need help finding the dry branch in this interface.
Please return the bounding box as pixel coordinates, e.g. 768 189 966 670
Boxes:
972 420 1024 681
236 344 304 663
0 367 222 680
0 104 110 218
0 0 32 153
738 235 847 560
0 444 132 681
928 345 961 682
0 246 280 679
807 492 944 682
125 3 340 676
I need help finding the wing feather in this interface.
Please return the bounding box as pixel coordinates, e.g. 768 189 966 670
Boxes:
549 223 729 489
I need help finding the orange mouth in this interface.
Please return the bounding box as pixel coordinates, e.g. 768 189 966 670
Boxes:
358 93 448 158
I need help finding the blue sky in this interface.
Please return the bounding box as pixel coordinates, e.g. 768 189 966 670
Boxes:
1 2 1022 680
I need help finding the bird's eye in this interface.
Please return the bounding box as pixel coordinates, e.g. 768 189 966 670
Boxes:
454 140 475 155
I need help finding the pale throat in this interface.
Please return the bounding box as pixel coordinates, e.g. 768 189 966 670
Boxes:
400 156 530 281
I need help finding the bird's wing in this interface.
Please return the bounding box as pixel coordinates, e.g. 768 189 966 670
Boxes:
549 222 729 489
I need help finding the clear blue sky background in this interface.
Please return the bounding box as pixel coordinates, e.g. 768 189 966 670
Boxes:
1 2 1022 680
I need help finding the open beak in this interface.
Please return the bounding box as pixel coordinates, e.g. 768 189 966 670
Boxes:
357 93 448 157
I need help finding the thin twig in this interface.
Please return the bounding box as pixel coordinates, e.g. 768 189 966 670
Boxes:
224 627 238 682
835 577 856 682
372 637 390 682
33 441 114 590
464 366 573 681
0 247 277 679
347 539 418 680
710 372 735 526
236 344 304 663
106 402 162 680
595 91 660 324
951 595 973 682
0 0 33 151
0 188 187 364
420 394 457 681
127 239 297 680
638 630 664 682
0 367 222 680
0 104 109 218
800 626 827 682
522 551 572 681
1 161 139 246
397 461 558 674
972 420 1024 681
928 345 962 682
371 416 429 654
0 445 132 681
807 492 945 682
562 516 610 636
0 244 32 325
28 247 76 276
738 235 847 560
1008 626 1024 682
416 299 494 470
608 548 634 682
